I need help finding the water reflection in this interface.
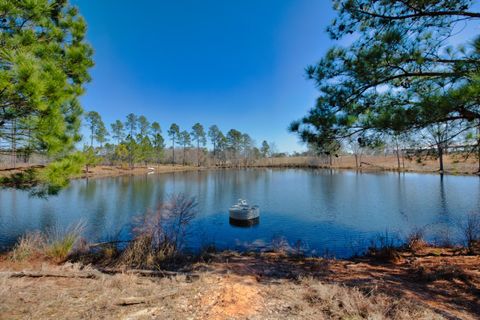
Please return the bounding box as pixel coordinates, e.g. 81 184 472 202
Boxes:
0 169 479 257
229 217 260 228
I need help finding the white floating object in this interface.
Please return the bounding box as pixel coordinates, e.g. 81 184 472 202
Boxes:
229 199 259 221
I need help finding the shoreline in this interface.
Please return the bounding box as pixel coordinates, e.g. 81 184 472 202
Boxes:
66 162 480 181
1 153 480 185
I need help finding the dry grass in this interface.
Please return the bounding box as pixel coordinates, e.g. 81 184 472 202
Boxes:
253 154 479 174
268 277 443 320
10 222 85 263
0 262 445 320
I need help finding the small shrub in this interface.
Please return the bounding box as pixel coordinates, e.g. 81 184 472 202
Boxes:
199 243 218 261
45 222 86 261
270 235 291 254
460 213 480 254
120 194 197 269
10 221 85 262
406 228 427 253
367 232 402 262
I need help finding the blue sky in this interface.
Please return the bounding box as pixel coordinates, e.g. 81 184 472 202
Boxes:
73 0 336 152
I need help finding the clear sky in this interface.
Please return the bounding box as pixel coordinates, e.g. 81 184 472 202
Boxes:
72 0 336 152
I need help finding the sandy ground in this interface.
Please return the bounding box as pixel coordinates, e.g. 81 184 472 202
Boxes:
0 164 204 181
0 248 478 320
79 165 203 179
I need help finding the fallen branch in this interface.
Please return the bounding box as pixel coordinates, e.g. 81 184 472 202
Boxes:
1 271 99 279
115 290 178 306
98 267 199 280
88 240 131 247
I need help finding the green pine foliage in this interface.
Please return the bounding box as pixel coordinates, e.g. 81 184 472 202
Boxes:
0 0 93 193
291 0 480 171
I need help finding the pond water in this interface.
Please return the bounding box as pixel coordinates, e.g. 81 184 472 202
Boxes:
1 169 479 257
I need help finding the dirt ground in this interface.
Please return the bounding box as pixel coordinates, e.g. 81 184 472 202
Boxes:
0 164 203 181
1 249 478 320
79 164 203 179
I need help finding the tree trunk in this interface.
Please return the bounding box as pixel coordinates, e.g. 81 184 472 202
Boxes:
438 145 444 173
395 140 401 171
11 119 16 169
396 149 401 171
213 142 216 166
197 141 200 167
477 122 480 174
172 140 175 165
354 154 358 170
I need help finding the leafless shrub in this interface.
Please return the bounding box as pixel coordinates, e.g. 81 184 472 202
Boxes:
270 235 292 254
367 232 402 262
120 194 197 268
460 213 480 253
431 228 454 248
406 227 427 253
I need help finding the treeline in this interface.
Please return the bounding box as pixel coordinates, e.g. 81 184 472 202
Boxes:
82 112 273 168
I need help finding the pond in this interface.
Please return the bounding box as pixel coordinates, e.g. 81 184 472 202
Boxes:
1 169 479 257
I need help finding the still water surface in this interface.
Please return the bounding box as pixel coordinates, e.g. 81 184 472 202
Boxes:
1 169 479 257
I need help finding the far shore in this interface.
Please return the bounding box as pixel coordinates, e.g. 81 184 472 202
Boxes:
1 154 479 185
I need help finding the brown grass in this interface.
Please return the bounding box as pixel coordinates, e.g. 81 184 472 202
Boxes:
9 222 85 263
0 261 445 320
253 154 479 175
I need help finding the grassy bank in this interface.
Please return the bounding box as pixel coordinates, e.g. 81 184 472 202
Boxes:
253 154 480 175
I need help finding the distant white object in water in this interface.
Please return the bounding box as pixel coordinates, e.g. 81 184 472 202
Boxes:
229 199 259 221
148 167 155 171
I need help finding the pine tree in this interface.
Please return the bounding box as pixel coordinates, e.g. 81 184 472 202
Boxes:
125 114 138 168
260 141 270 158
151 122 165 164
179 130 191 165
291 0 480 173
226 129 242 162
0 0 93 192
168 123 180 164
191 123 206 166
208 125 222 165
111 120 125 144
85 111 107 147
